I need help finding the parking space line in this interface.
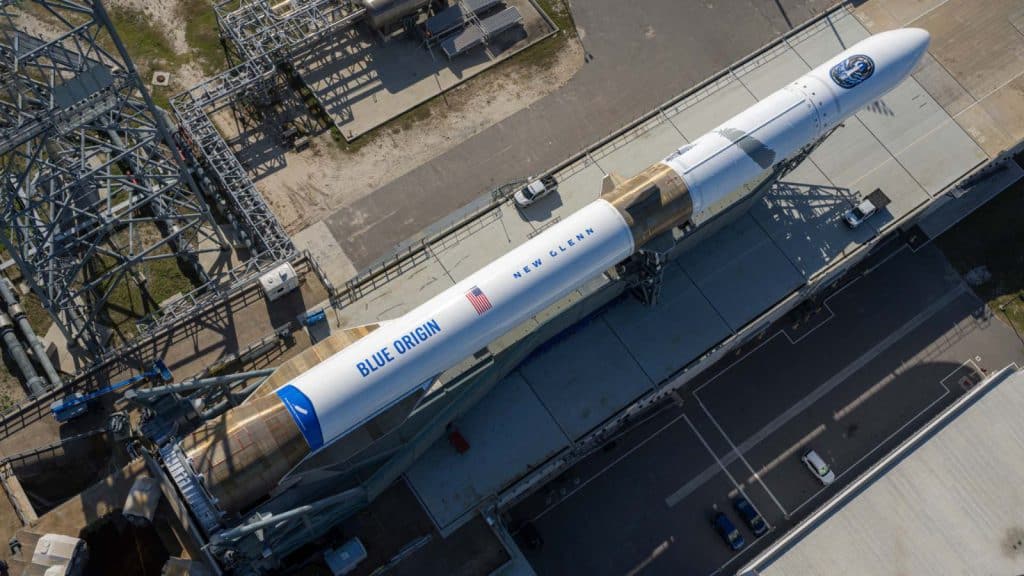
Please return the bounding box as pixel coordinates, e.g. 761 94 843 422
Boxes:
697 283 966 459
786 361 954 518
694 249 916 396
530 405 681 523
939 358 981 388
696 397 789 517
692 285 966 517
664 455 736 509
680 413 775 536
693 332 784 395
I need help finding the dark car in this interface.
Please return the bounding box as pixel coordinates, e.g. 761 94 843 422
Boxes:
712 512 745 551
733 497 768 536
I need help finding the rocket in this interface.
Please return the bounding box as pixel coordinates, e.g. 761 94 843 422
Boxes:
171 29 930 521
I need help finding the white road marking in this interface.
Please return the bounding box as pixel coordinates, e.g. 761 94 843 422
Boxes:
699 284 966 467
674 283 966 513
786 367 952 517
529 404 680 523
682 413 747 501
664 451 739 508
697 397 789 517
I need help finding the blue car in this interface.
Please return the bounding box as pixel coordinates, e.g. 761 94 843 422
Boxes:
733 497 768 536
713 512 745 551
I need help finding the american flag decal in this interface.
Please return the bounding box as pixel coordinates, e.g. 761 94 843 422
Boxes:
465 286 492 315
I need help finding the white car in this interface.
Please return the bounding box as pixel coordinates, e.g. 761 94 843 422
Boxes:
842 198 877 228
842 188 889 228
513 175 558 207
801 449 836 485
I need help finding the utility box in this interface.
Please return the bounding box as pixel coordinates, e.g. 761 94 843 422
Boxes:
30 534 89 576
124 476 162 525
324 538 367 575
259 263 299 302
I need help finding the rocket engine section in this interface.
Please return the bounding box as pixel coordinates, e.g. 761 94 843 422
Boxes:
181 395 306 516
163 29 931 530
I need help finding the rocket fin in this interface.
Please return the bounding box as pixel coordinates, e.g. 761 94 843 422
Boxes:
601 172 627 195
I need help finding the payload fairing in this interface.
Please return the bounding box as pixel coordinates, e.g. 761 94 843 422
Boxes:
170 29 931 523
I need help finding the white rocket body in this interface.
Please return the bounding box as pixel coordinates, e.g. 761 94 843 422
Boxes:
666 28 930 214
277 200 635 450
274 29 931 453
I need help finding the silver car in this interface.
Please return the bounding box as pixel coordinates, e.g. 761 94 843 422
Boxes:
802 449 836 485
514 175 558 207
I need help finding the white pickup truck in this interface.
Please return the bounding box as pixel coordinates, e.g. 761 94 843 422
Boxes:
513 175 558 208
843 188 891 228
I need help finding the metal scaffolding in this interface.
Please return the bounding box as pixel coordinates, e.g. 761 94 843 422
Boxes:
167 0 368 273
0 0 229 354
216 0 365 65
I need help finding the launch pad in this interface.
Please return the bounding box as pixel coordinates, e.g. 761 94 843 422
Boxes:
2 0 1024 575
374 6 991 533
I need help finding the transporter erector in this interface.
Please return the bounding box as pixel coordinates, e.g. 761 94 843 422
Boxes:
166 28 931 529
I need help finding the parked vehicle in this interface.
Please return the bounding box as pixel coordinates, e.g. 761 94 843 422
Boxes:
802 449 836 485
712 512 746 551
514 175 558 207
842 188 890 228
733 496 768 536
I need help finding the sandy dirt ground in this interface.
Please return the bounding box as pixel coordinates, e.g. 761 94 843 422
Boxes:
12 0 206 94
253 38 585 234
12 0 582 235
109 0 207 88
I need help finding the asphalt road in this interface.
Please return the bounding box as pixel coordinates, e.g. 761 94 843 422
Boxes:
506 244 1024 576
326 0 834 268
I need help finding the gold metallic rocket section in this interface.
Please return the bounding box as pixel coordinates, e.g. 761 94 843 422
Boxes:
601 162 693 248
179 323 381 516
181 394 307 515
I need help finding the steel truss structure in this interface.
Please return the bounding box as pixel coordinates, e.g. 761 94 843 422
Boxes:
167 0 368 287
215 0 364 65
0 0 229 354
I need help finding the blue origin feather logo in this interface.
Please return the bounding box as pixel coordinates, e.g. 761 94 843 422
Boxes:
830 54 875 89
277 384 323 450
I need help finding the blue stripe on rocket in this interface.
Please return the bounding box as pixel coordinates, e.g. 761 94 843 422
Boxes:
276 384 324 451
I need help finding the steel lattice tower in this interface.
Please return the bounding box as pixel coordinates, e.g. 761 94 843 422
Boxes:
0 0 229 354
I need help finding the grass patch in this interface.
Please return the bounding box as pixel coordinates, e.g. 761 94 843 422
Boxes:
514 31 567 70
0 368 21 412
98 248 194 344
19 291 53 336
150 85 174 112
937 175 1024 339
180 0 229 76
107 5 182 76
394 102 433 132
534 0 574 33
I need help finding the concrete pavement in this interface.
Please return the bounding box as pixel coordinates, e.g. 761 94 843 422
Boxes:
324 0 834 268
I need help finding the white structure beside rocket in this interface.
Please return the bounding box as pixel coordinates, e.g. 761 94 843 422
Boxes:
170 28 931 523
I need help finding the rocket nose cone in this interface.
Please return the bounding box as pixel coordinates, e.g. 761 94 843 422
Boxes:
884 27 930 69
899 27 931 61
862 27 930 82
